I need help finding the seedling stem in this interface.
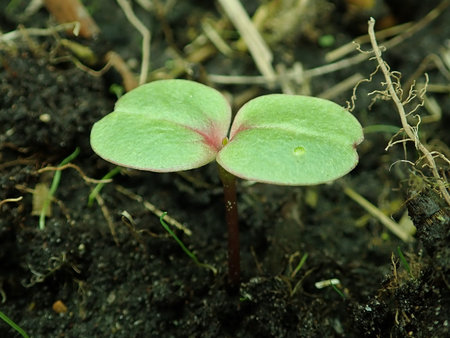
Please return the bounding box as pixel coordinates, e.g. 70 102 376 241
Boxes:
218 163 240 289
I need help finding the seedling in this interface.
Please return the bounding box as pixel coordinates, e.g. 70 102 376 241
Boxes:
39 147 80 230
87 166 121 207
90 79 363 288
397 246 414 279
159 212 217 274
0 310 29 338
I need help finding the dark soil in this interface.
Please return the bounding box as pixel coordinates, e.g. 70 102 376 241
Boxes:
1 1 449 337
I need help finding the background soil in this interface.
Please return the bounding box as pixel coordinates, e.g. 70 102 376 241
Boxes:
1 0 449 337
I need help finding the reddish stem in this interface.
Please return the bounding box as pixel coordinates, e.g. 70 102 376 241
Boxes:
218 164 240 289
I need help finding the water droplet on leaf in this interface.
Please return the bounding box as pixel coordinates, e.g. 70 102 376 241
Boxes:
293 146 306 156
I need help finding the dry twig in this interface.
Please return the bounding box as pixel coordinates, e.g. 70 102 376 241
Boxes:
44 0 100 38
95 193 120 246
217 0 276 82
0 23 80 43
115 185 192 236
325 22 413 62
368 18 450 206
117 0 151 85
209 1 448 88
344 186 414 242
0 196 23 208
37 163 113 184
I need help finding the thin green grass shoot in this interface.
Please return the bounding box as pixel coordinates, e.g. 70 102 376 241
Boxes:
291 252 308 279
88 166 121 207
290 253 309 296
159 212 217 275
331 283 346 300
0 310 29 338
109 83 125 98
397 246 413 278
39 147 80 230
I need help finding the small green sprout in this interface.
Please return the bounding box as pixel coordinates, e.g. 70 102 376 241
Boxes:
39 147 80 230
397 246 413 279
291 252 308 279
331 283 346 300
318 34 335 48
90 79 363 288
0 310 29 338
159 212 217 275
87 166 121 207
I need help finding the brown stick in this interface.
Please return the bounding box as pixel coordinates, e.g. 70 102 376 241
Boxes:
368 18 450 206
44 0 100 38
